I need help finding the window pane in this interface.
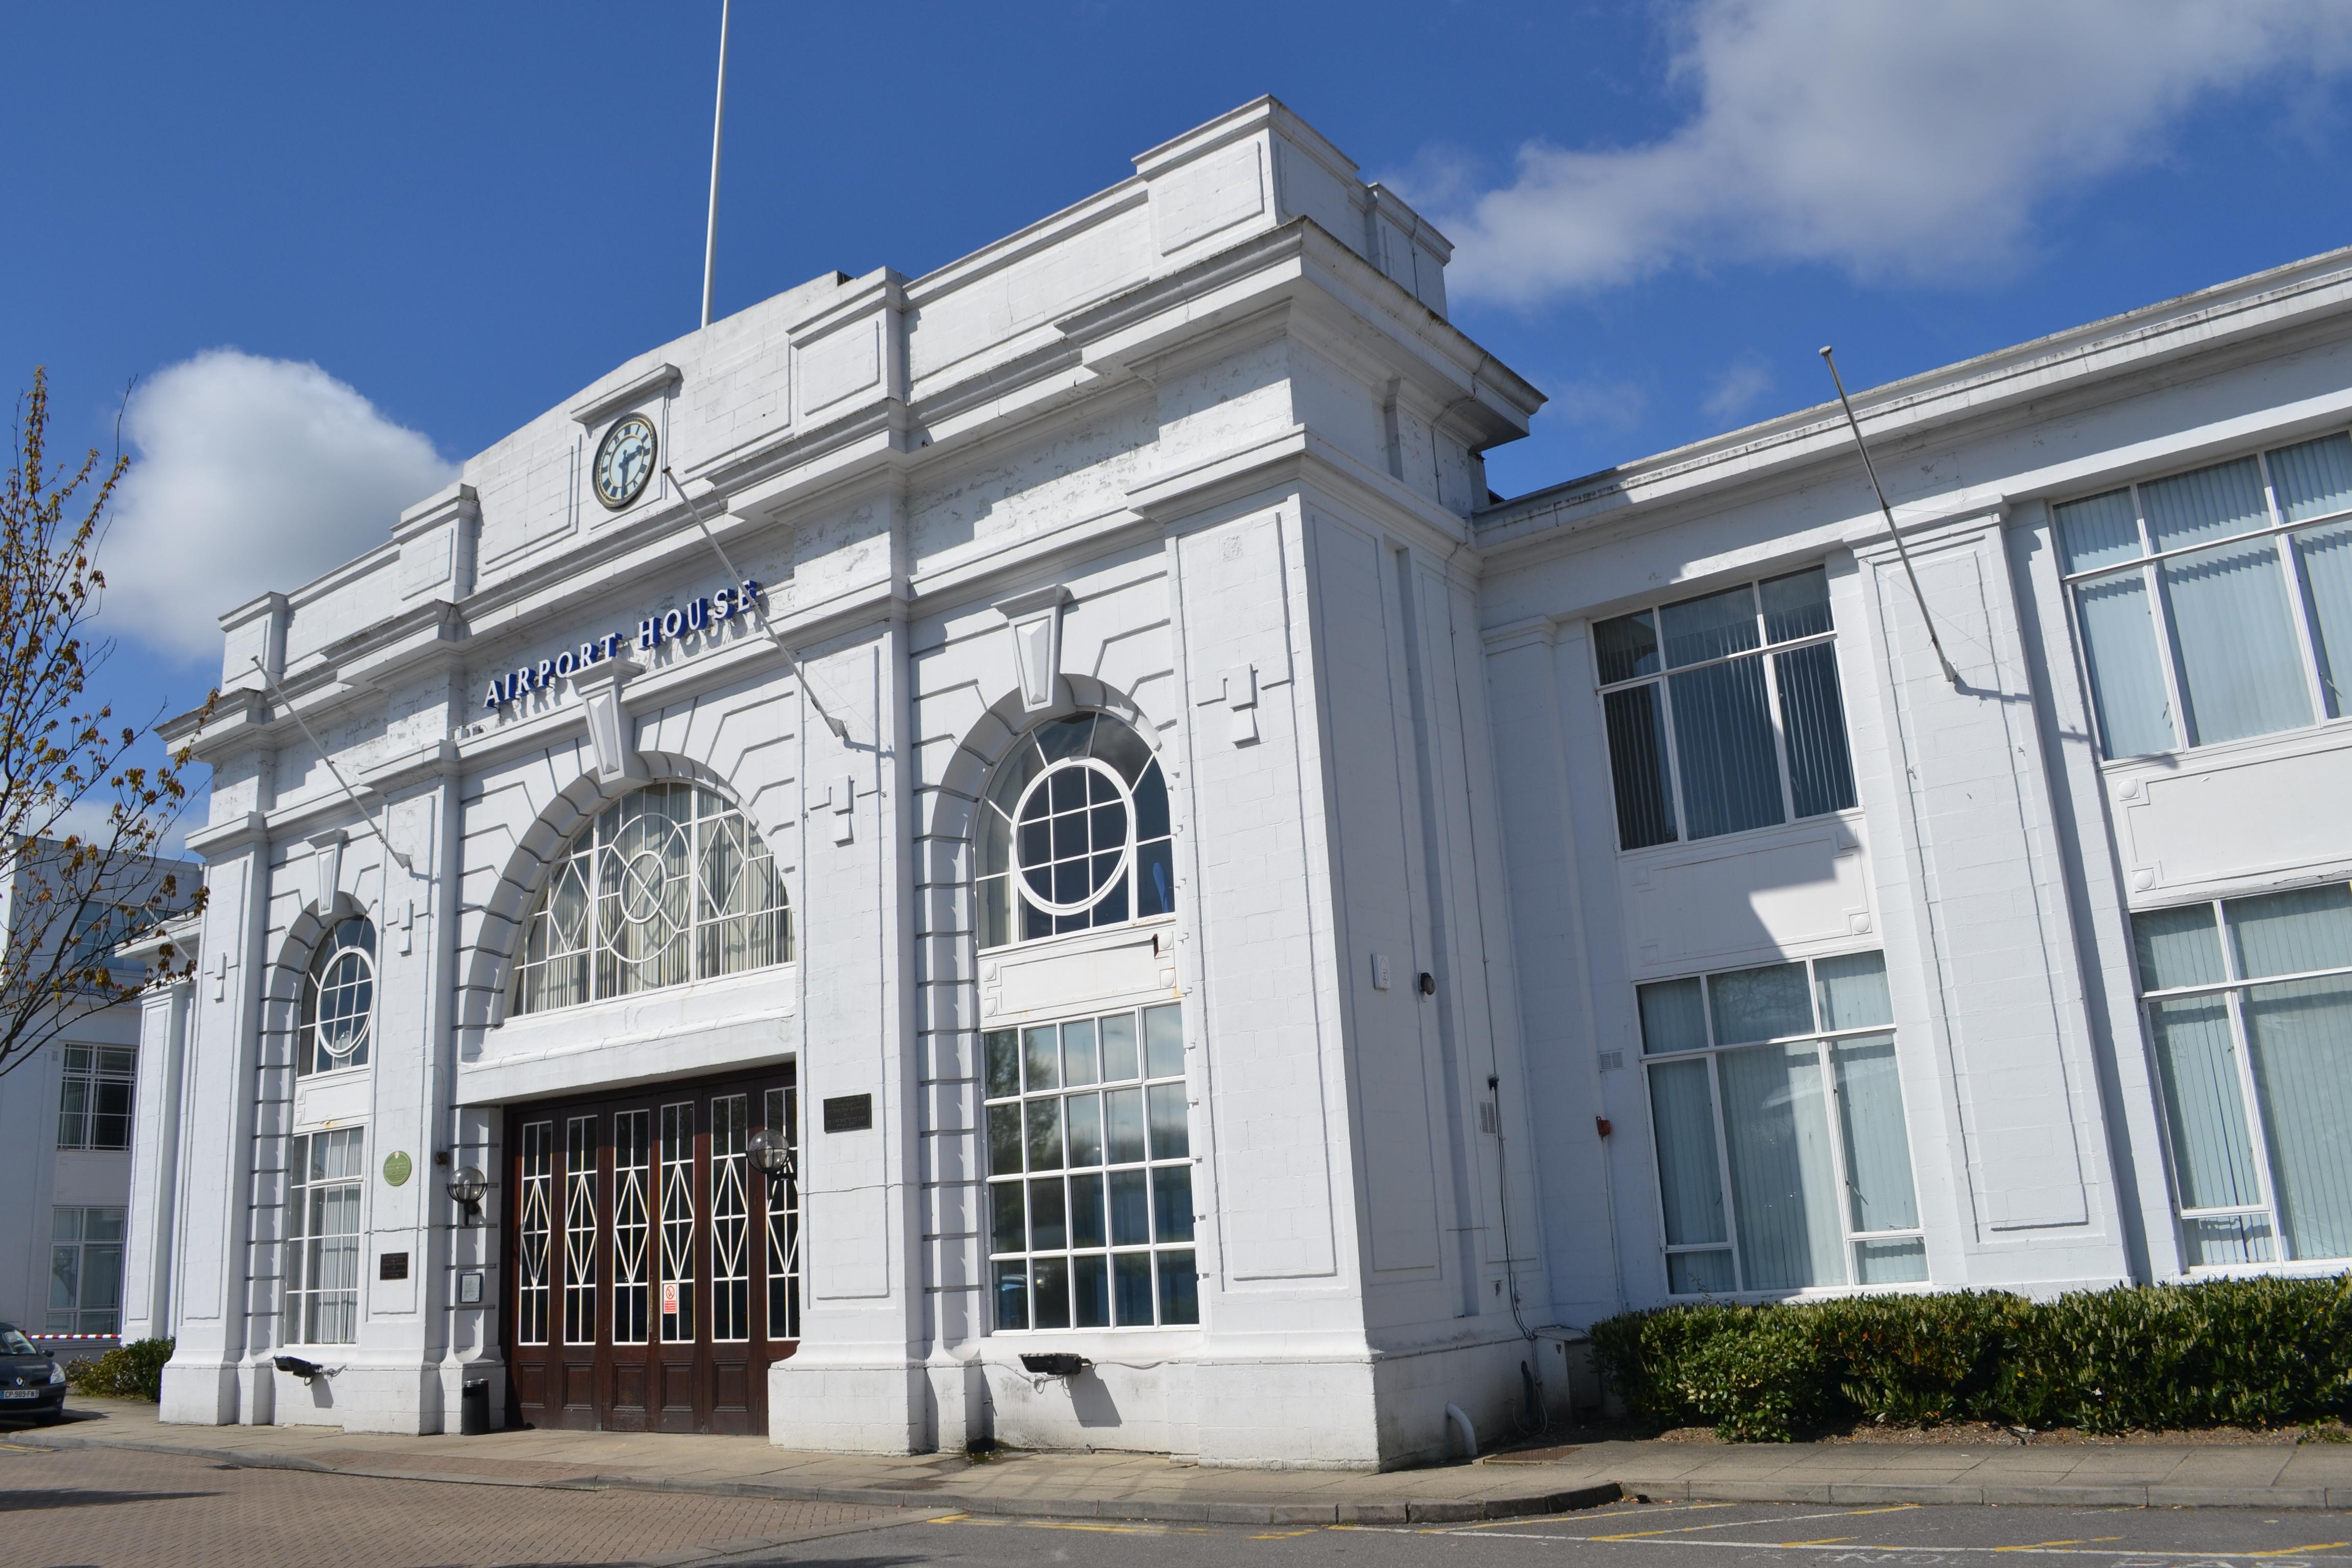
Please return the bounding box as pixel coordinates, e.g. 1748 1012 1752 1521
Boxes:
1157 1250 1198 1325
1146 1084 1189 1160
1668 657 1784 839
1108 1169 1150 1246
1660 585 1760 668
1708 963 1811 1044
1718 1042 1846 1291
1065 1093 1104 1168
993 1260 1028 1329
1069 1173 1107 1249
1073 1254 1110 1328
1022 1026 1059 1092
2296 521 2352 717
1027 1177 1067 1251
1143 1005 1184 1079
1667 1249 1736 1295
1854 1237 1928 1284
990 1182 1024 1255
1031 1257 1070 1330
2163 538 2312 745
2143 456 2269 552
2073 572 2176 756
1061 1019 1099 1087
1815 951 1893 1031
1024 1100 1063 1171
1759 568 1832 643
1603 686 1677 850
1104 1089 1146 1164
1773 642 1856 817
987 1104 1023 1175
1099 1014 1140 1083
2242 977 2352 1262
2226 884 2352 979
1830 1035 1919 1232
1646 1059 1727 1248
1637 977 1708 1055
2054 488 2142 574
1152 1166 1194 1243
2184 1213 2275 1266
984 1031 1019 1099
2148 995 2262 1211
1594 610 1661 684
1113 1252 1154 1325
2134 904 2225 991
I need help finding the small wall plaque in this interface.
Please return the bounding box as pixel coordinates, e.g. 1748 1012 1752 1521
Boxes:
822 1093 873 1133
379 1252 410 1282
457 1270 485 1306
382 1150 413 1187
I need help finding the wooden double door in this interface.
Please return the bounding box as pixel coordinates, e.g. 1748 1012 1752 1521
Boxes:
506 1066 799 1434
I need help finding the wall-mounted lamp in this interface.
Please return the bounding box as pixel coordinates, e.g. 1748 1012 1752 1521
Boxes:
448 1166 488 1228
747 1126 796 1186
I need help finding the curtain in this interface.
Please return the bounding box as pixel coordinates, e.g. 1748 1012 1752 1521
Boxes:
1708 962 1811 1044
2243 977 2352 1262
1831 1035 1920 1235
2142 456 2268 551
2270 433 2352 523
2226 884 2352 978
1660 584 1759 667
1639 976 1709 1054
1815 951 1893 1031
1647 1058 1729 1253
2054 488 2142 573
2133 903 2224 990
1760 567 1833 642
1774 642 1857 817
1604 685 1677 849
1718 1042 1845 1290
2147 995 2264 1222
2163 539 2312 745
2074 573 2176 756
2295 522 2352 718
1669 657 1784 838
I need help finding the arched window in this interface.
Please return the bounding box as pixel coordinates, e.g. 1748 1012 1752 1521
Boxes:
511 782 790 1017
297 917 375 1077
976 713 1172 949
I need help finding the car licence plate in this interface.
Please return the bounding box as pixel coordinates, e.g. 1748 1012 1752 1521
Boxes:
1 1389 38 1399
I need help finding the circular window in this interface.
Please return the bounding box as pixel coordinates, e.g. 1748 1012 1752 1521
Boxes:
977 713 1173 947
299 917 375 1077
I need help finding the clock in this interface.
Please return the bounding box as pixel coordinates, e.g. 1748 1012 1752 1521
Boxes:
593 413 658 509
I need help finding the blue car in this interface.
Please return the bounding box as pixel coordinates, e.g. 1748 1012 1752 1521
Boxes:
0 1324 69 1423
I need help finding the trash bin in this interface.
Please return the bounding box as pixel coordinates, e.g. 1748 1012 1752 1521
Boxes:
460 1378 489 1436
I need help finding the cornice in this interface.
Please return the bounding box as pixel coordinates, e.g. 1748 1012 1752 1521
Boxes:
569 362 680 427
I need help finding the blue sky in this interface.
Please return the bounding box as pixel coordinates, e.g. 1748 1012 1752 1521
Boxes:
10 1 2352 832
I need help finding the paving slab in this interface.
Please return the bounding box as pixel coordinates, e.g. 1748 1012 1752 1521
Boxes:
15 1400 2352 1519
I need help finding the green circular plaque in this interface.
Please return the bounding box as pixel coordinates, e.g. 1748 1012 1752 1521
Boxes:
383 1150 413 1187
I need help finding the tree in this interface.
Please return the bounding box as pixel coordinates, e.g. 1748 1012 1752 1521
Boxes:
0 368 212 1079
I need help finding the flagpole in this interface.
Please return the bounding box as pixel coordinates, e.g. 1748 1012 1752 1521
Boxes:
700 0 730 329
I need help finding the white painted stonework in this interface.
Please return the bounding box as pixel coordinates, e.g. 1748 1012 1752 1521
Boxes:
124 96 2352 1466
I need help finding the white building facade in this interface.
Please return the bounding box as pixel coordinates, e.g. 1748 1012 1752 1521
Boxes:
124 99 2352 1466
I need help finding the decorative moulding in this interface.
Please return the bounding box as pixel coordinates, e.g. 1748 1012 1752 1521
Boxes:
573 659 645 785
570 363 681 428
306 829 347 913
995 585 1072 714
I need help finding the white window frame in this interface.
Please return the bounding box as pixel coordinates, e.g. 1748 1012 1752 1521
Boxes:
56 1044 135 1150
47 1206 126 1335
983 1002 1198 1332
2134 891 2352 1273
1638 953 1928 1298
285 1126 366 1346
2058 434 2352 759
1592 568 1858 853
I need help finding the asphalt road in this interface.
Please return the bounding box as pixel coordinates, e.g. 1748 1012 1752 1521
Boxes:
5 1440 2348 1568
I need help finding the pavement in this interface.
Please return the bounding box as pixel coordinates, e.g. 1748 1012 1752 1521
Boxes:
10 1399 2352 1526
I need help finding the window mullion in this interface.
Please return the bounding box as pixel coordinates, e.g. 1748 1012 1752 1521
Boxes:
1760 648 1797 824
1654 675 1689 843
2280 529 2336 723
2146 555 2196 749
1811 1033 1858 1286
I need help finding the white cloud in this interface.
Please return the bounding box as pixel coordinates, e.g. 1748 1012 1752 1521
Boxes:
1431 0 2352 305
1701 355 1775 424
102 350 457 660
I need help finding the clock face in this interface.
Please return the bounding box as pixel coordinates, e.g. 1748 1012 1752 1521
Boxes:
593 413 658 509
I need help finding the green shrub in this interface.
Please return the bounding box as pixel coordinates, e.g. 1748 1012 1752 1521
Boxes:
1591 1277 2351 1442
63 1338 174 1402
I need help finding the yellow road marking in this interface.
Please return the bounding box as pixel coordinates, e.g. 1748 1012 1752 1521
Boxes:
2000 1541 2091 1550
1251 1529 1318 1539
1783 1538 1857 1547
2248 1547 2352 1558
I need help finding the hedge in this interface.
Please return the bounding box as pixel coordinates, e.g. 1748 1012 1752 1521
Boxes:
63 1338 174 1402
1590 1278 2352 1441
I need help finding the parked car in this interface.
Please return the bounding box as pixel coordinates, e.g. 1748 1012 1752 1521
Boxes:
0 1324 68 1422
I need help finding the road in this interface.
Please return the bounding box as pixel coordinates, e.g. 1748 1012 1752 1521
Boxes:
5 1440 2348 1568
